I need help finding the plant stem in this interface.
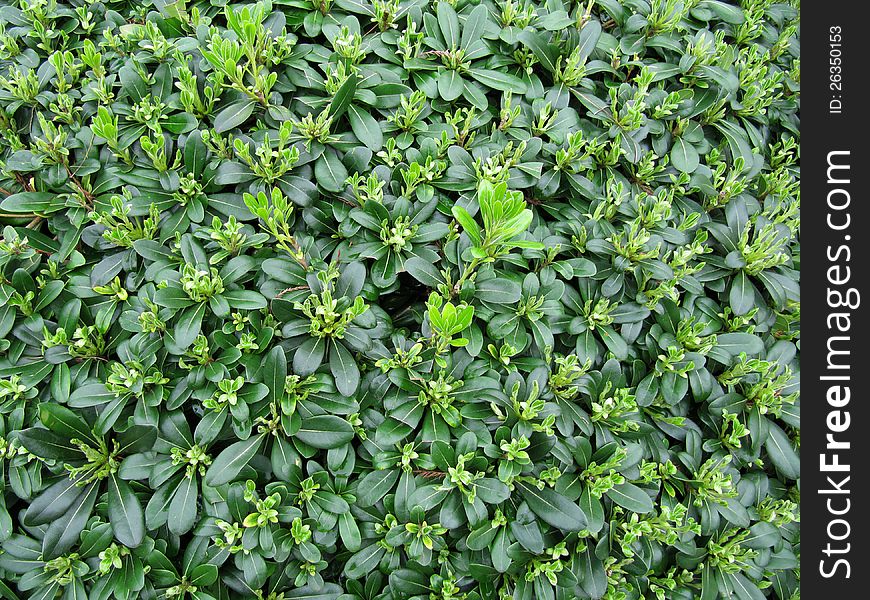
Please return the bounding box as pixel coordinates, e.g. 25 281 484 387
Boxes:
452 257 480 295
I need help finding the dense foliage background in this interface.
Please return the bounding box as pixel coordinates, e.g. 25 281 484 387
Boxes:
0 0 799 599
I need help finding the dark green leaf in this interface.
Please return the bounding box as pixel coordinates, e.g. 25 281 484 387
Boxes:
605 482 655 514
517 482 588 531
214 101 255 133
205 435 264 487
355 469 399 507
108 474 145 547
295 415 354 449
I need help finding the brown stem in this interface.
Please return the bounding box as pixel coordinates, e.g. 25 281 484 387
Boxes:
414 469 447 479
13 173 34 192
287 237 309 269
65 164 95 203
276 285 309 299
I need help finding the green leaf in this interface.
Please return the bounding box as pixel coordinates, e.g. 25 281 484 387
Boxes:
475 478 510 504
598 325 628 359
284 584 344 600
765 423 799 479
168 474 198 535
173 303 206 348
263 346 287 405
579 486 605 533
461 4 489 50
184 129 208 178
404 256 444 287
727 573 767 600
293 337 326 376
518 30 558 74
467 68 528 93
466 523 498 551
315 150 348 193
108 474 145 547
338 511 362 552
744 522 781 549
517 482 588 531
42 483 98 559
437 70 465 102
474 277 522 304
329 342 360 397
390 569 431 595
68 383 115 408
163 112 197 134
347 105 383 152
16 428 82 461
715 332 764 355
38 403 96 443
540 10 574 31
1 192 64 214
189 564 219 586
451 206 481 245
214 101 255 133
576 20 602 61
492 527 511 572
605 482 655 514
295 415 354 449
343 544 385 580
729 270 754 315
355 469 400 507
24 476 86 526
205 435 264 486
437 2 460 49
578 547 607 597
329 72 357 118
671 137 700 173
220 290 267 310
35 280 64 311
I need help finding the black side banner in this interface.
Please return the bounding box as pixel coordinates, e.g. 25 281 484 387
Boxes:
804 1 866 595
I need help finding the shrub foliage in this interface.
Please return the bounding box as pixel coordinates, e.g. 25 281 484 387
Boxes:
0 0 799 599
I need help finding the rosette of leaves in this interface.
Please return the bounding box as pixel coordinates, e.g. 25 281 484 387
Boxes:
0 521 160 599
271 262 384 396
452 179 543 274
15 403 156 557
556 278 633 363
475 271 565 354
151 234 268 350
347 191 449 288
408 3 528 108
204 479 318 589
118 411 216 537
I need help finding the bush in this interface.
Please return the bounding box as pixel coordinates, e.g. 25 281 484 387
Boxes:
0 1 799 599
